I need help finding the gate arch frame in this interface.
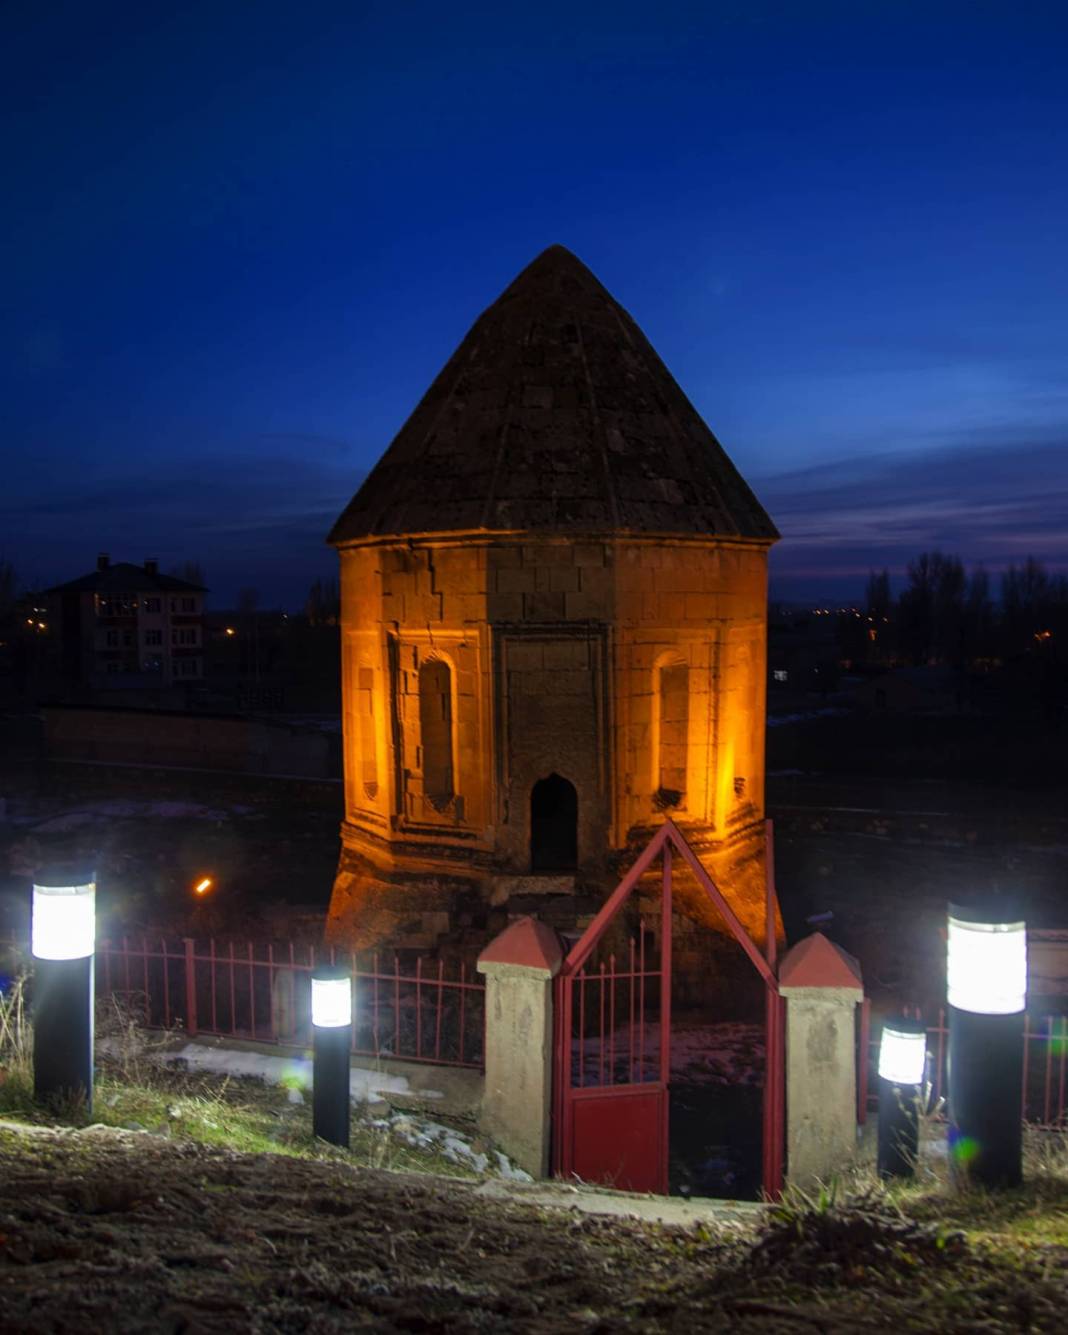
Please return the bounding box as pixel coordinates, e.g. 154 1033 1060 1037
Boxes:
552 818 784 1198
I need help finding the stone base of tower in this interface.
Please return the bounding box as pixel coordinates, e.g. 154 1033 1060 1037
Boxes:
325 826 491 953
630 815 782 951
326 814 782 970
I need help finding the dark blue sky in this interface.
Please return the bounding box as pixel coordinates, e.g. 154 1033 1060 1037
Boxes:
4 1 1067 607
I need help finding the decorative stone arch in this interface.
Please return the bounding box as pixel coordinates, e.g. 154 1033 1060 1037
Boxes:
417 651 457 811
651 650 690 810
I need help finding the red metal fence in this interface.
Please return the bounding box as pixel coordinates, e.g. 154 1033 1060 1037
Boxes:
868 1009 1068 1128
0 934 484 1069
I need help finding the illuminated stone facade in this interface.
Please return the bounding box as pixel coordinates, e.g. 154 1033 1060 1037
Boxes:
326 247 778 955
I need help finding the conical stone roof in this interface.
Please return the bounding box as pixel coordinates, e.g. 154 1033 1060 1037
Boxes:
329 245 778 545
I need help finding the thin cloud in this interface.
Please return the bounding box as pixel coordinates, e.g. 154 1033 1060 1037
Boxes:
761 432 1068 593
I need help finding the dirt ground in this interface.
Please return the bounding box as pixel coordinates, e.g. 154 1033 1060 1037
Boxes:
4 1120 1068 1334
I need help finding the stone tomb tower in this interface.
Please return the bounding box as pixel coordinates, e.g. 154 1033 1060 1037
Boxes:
326 246 778 956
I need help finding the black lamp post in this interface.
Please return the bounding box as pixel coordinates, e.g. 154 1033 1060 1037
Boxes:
877 1018 927 1180
946 900 1027 1189
311 964 352 1148
32 865 96 1113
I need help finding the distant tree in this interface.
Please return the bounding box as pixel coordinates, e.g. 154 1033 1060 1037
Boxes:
865 569 892 621
858 568 894 660
962 566 994 661
170 560 206 587
237 587 261 681
1001 557 1050 652
898 551 965 664
305 577 340 627
0 559 16 620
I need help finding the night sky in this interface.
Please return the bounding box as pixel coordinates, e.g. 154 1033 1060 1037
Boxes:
4 2 1067 608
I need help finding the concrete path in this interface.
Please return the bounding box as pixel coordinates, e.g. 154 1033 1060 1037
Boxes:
473 1175 765 1227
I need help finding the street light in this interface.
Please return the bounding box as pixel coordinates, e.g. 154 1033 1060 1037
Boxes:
946 901 1027 1188
32 867 96 1112
877 1018 927 1180
311 965 352 1148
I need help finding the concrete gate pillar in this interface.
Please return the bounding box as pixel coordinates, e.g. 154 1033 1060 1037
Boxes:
779 932 865 1188
477 917 563 1178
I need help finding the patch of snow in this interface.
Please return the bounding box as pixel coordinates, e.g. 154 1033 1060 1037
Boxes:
573 1021 766 1088
495 1151 533 1183
389 1115 531 1181
157 1042 415 1102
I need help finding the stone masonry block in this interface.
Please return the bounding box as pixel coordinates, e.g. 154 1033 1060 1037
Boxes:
496 568 538 594
548 566 581 593
628 695 652 725
443 593 485 624
573 544 607 567
543 669 591 697
541 639 589 669
563 591 604 620
505 641 544 669
577 565 610 595
524 591 566 619
444 564 488 596
487 545 524 568
405 593 444 622
523 545 573 567
486 593 524 620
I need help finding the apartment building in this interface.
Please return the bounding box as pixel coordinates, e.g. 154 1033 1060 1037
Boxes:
46 554 206 690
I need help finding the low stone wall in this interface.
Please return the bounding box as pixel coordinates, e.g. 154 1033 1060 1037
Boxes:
42 704 338 780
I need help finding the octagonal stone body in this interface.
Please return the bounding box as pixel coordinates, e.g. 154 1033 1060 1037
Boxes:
327 246 778 958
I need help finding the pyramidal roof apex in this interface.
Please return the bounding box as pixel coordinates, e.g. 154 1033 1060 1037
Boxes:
330 245 778 545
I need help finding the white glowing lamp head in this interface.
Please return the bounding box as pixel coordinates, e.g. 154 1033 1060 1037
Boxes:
878 1021 927 1085
32 870 96 960
311 968 352 1028
947 902 1027 1015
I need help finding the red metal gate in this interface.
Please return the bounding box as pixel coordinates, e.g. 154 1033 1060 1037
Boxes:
552 819 785 1198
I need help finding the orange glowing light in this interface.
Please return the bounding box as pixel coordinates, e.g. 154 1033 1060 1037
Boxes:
194 877 213 896
225 627 236 636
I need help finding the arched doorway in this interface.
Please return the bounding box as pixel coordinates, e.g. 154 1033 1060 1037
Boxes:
530 774 578 872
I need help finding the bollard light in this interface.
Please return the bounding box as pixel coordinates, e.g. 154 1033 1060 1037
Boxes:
312 972 352 1029
32 868 96 1113
879 1021 927 1084
946 900 1027 1189
311 965 352 1148
947 911 1026 1015
32 880 95 960
877 1019 927 1180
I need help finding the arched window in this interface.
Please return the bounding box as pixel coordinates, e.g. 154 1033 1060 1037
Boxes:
530 774 578 872
357 666 378 799
418 659 454 809
656 661 689 806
